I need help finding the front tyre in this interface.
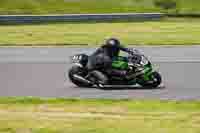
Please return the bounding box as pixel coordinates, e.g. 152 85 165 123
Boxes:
139 71 162 88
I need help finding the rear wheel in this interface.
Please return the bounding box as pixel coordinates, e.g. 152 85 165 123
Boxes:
138 71 162 88
68 65 92 87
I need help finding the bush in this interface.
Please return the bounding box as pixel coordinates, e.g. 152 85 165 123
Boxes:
154 0 178 13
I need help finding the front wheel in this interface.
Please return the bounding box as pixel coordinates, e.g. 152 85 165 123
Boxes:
138 71 162 88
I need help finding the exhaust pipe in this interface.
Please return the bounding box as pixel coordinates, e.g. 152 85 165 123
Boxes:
73 74 93 85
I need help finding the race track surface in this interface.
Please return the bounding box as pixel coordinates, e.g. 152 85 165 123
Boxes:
0 46 200 100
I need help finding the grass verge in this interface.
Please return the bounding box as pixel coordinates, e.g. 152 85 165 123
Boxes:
0 0 200 14
1 18 200 46
0 97 200 133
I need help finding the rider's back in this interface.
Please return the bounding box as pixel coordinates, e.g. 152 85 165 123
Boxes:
87 47 112 71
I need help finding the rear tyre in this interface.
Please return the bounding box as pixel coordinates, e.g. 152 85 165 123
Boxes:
68 65 93 87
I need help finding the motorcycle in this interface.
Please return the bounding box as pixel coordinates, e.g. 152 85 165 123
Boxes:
67 49 162 88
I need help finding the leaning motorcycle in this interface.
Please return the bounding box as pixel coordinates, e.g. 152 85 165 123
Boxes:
67 49 162 88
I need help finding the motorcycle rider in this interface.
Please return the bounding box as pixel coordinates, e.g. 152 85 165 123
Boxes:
86 38 134 85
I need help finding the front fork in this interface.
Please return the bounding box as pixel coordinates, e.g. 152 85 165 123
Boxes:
135 63 154 83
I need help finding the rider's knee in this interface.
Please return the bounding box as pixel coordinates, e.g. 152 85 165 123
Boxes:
90 70 108 85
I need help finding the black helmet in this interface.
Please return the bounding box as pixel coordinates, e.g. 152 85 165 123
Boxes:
103 38 121 57
105 38 121 48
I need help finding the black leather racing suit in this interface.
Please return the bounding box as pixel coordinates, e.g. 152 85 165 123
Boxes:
86 45 132 84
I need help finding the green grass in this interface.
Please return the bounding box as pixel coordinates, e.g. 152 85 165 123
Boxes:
0 0 200 14
0 18 200 46
0 97 200 133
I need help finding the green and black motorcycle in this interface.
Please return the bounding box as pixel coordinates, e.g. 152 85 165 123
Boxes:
68 49 162 88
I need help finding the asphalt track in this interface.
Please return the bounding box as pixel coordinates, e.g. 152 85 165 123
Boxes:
0 46 200 100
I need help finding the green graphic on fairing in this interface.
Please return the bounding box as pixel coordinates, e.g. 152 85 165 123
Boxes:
143 64 153 81
112 56 129 70
111 56 154 83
